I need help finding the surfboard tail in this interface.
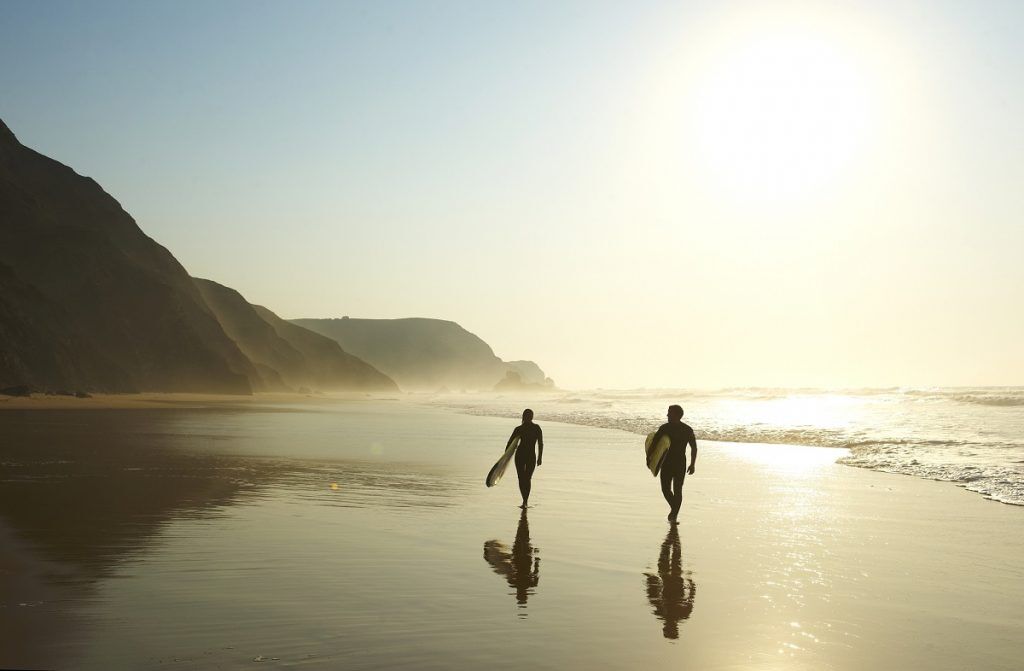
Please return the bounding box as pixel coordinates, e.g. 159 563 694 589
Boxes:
486 437 520 488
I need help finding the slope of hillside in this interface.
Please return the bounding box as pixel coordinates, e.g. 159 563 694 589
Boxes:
195 278 397 392
0 260 132 391
290 317 551 391
0 118 540 395
0 119 256 392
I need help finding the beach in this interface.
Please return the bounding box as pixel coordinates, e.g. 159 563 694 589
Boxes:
2 397 1022 669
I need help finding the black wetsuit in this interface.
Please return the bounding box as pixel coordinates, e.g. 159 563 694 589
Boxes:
508 422 543 502
650 421 695 515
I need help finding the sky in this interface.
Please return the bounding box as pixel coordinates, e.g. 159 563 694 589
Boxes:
2 0 1022 389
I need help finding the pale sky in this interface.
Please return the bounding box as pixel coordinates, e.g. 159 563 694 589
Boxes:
2 1 1022 389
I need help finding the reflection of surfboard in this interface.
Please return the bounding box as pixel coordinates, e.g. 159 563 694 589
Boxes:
645 432 671 476
486 436 521 487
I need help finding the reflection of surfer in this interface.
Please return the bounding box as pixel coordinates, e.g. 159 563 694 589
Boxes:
644 524 696 639
649 405 697 523
506 409 543 508
483 509 540 607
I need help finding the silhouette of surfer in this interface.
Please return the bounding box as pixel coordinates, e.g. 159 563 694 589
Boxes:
649 404 697 522
505 409 543 508
644 524 696 639
483 509 540 609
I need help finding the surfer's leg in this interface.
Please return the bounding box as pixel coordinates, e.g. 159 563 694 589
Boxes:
660 469 675 515
662 470 684 521
672 473 685 516
517 458 534 507
518 471 531 505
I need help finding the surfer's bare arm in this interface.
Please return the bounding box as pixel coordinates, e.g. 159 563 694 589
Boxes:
537 425 544 466
687 429 698 475
506 426 520 450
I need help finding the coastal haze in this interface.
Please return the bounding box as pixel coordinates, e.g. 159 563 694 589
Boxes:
2 1 1024 670
2 1 1022 389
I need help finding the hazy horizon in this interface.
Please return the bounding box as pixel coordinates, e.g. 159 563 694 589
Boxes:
2 0 1021 389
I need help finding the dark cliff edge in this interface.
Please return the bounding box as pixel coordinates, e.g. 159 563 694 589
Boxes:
0 119 254 393
0 118 538 395
0 119 396 394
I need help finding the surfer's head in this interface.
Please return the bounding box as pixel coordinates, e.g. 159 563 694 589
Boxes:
667 405 684 422
522 408 534 423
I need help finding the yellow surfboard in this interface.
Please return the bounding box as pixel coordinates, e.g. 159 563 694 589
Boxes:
644 432 671 476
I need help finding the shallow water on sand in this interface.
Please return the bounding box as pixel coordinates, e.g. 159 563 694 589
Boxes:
432 387 1024 505
2 401 1023 669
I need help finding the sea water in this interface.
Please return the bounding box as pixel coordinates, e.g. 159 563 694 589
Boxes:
432 387 1024 505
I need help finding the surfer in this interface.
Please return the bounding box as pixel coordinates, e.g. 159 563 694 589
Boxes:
649 405 697 523
506 409 543 508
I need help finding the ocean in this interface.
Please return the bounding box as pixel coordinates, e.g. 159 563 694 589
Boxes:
431 386 1024 506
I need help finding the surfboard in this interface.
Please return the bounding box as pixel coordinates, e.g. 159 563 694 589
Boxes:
486 436 521 487
645 431 671 477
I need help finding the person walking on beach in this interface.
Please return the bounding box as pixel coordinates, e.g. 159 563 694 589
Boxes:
506 409 543 508
649 404 697 523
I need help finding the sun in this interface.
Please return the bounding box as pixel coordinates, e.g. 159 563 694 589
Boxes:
684 20 877 205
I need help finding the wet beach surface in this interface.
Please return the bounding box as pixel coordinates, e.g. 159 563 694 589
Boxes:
2 400 1023 669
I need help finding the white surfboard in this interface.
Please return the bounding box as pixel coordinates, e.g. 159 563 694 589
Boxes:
486 436 521 487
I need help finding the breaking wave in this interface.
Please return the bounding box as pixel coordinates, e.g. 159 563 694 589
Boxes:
429 387 1024 506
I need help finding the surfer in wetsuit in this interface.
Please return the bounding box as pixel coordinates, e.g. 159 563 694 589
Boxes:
507 409 543 508
649 405 697 523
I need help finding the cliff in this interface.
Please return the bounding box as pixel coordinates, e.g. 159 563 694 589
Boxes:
194 278 396 392
0 119 394 394
0 119 254 392
290 317 551 391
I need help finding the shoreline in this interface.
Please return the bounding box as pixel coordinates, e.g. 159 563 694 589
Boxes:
0 391 402 410
424 399 1024 509
4 391 1022 508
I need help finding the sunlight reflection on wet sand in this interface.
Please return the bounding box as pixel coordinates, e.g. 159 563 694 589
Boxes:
1 403 1022 670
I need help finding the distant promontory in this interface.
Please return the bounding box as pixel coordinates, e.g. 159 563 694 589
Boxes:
292 317 554 392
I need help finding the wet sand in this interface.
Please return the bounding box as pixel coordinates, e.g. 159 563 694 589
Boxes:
0 391 398 410
1 399 1022 669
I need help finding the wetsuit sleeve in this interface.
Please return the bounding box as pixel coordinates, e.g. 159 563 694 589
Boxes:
537 425 544 462
688 426 698 467
506 425 521 450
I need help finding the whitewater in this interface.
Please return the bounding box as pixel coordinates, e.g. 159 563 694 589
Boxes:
430 387 1024 506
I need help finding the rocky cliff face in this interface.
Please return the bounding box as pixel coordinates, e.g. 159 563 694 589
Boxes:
290 317 551 391
0 119 256 392
0 119 395 394
0 259 132 391
194 278 396 392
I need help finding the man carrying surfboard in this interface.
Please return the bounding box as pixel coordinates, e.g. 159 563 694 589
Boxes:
648 405 697 523
507 409 543 508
